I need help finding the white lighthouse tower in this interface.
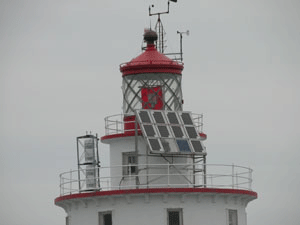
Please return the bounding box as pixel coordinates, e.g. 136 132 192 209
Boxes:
55 5 257 225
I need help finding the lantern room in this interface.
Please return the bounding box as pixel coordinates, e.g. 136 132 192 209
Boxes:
120 30 184 115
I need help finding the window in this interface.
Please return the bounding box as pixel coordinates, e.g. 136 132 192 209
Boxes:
167 209 183 225
65 216 69 225
99 211 112 225
122 152 137 175
141 86 163 110
227 209 238 225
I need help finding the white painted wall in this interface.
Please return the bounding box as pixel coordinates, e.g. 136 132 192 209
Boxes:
106 136 195 189
58 192 252 225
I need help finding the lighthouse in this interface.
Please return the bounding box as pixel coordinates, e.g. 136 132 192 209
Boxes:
55 6 257 225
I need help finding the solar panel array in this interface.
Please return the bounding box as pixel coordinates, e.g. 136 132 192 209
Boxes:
135 110 205 154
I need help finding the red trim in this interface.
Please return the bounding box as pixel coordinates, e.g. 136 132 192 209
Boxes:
120 43 183 76
55 188 257 204
101 131 142 141
199 132 207 139
123 115 136 121
121 66 183 76
123 115 141 133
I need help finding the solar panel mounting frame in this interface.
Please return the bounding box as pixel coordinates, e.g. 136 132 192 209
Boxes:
135 109 205 155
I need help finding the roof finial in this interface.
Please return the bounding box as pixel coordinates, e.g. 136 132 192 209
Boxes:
143 29 158 45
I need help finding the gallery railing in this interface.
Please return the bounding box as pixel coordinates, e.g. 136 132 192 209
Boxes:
59 163 253 196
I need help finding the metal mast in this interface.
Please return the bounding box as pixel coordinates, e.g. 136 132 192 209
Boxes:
148 0 189 62
149 1 174 53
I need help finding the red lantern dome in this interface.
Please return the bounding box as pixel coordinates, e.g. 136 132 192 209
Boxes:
120 30 183 76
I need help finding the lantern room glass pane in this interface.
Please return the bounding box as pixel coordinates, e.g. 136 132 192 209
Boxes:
122 73 182 114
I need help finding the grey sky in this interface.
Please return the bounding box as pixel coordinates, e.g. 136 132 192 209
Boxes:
1 0 300 225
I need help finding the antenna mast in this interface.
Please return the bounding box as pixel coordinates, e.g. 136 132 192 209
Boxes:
148 1 188 62
149 1 175 53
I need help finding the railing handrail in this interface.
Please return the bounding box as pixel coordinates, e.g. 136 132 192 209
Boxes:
58 163 253 196
104 113 204 136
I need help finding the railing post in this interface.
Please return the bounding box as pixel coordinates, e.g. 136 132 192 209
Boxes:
232 164 235 189
60 174 62 196
203 157 207 188
200 114 203 132
116 120 119 134
249 168 252 190
70 169 72 194
167 163 170 187
105 117 107 135
62 177 64 196
192 157 196 187
236 172 238 189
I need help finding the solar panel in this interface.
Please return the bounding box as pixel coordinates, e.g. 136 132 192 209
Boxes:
139 111 151 123
185 126 198 139
135 109 205 154
176 140 191 152
191 140 204 152
180 112 193 125
144 125 156 137
148 139 162 151
153 111 165 124
171 126 184 138
157 125 170 138
167 112 179 124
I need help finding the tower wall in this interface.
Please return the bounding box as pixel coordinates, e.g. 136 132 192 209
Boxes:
57 190 253 225
108 136 193 189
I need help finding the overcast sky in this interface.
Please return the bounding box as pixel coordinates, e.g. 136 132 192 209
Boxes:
1 0 300 225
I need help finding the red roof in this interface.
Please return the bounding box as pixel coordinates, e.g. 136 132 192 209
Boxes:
120 44 184 76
